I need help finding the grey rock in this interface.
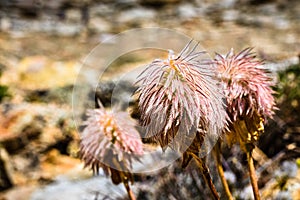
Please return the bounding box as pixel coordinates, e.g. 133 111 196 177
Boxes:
8 18 82 36
257 3 278 16
279 161 298 178
54 21 83 36
88 17 111 33
224 171 236 185
222 10 239 22
117 8 156 23
238 185 254 200
275 191 292 200
273 16 290 30
264 56 299 73
177 4 198 19
219 0 237 9
89 4 114 17
0 17 11 31
65 9 82 23
30 176 127 200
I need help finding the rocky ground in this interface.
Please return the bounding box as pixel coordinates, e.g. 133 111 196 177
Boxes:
0 0 300 199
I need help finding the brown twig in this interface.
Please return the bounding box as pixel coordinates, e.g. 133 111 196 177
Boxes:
190 153 220 200
247 149 261 200
123 181 136 200
213 141 233 200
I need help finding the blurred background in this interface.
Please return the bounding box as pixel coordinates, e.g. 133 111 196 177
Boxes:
0 0 299 199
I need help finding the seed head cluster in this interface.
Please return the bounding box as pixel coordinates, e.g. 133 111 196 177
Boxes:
79 42 277 184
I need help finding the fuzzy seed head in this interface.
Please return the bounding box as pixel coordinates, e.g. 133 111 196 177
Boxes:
215 48 276 148
136 41 227 152
215 48 276 122
80 104 143 184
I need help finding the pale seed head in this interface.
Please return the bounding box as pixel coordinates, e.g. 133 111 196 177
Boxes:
80 103 143 184
215 48 276 148
136 41 227 152
215 48 276 122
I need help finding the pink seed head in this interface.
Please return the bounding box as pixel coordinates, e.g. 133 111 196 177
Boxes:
80 103 143 179
136 41 227 151
215 48 276 122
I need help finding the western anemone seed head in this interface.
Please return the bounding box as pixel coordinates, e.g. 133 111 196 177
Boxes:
136 41 227 152
80 102 143 185
215 48 276 149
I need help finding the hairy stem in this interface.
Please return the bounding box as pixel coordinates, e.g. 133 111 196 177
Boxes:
213 141 233 200
247 149 261 200
191 153 220 200
124 181 136 200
